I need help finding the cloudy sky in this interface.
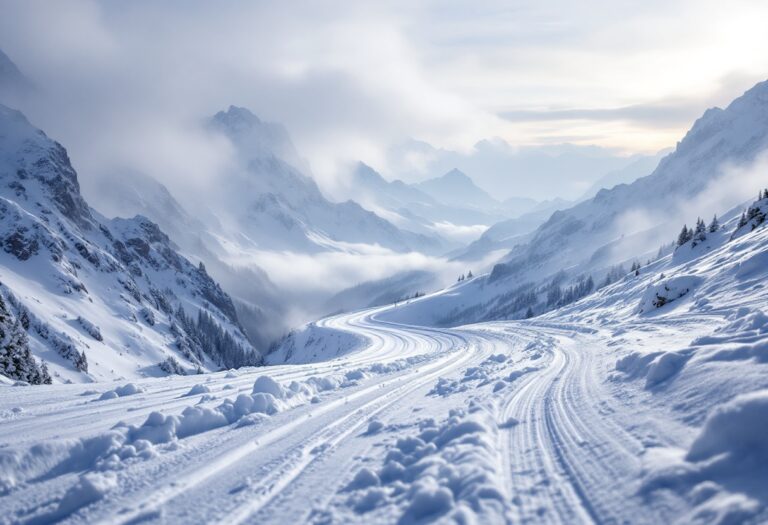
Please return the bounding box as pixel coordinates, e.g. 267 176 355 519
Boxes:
2 0 768 199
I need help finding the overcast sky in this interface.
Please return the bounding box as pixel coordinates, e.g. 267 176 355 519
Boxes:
1 0 768 198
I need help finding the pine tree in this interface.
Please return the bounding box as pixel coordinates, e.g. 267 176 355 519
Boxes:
692 218 707 245
677 225 691 247
467 270 473 279
525 307 534 319
738 211 748 228
40 361 52 384
708 215 719 233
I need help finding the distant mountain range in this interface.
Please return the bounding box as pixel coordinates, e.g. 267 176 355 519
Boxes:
85 106 456 350
386 138 662 202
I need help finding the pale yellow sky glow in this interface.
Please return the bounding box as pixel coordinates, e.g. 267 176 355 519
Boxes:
410 0 768 154
2 0 768 196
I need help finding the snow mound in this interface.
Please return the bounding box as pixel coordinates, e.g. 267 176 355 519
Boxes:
98 383 143 400
688 308 768 364
643 389 768 524
366 419 384 435
687 389 768 462
55 472 117 519
638 275 702 313
342 404 507 522
184 384 211 397
645 351 690 389
252 375 285 399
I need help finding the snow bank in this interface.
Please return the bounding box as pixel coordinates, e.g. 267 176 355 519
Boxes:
267 322 366 364
687 389 768 462
643 390 768 524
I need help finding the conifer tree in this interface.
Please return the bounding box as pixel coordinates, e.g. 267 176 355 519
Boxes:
692 218 707 245
708 215 719 233
677 225 692 246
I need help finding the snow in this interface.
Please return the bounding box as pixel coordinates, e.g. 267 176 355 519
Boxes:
637 275 702 313
184 383 211 397
3 84 768 524
0 104 258 383
251 375 285 399
687 389 768 462
98 383 143 400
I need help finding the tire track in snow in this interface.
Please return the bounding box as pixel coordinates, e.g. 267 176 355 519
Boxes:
99 318 476 524
499 327 665 524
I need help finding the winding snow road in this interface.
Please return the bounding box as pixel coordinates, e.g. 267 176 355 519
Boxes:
0 304 686 524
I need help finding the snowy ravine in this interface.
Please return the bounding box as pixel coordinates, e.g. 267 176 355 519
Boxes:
2 200 768 524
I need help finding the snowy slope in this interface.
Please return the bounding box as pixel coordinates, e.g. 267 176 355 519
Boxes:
401 79 768 324
82 169 288 350
3 193 767 523
0 104 259 383
493 80 768 283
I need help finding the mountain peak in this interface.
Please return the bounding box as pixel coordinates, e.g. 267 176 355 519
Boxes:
0 103 93 229
354 162 387 185
442 168 471 182
209 105 304 170
415 168 498 209
212 105 262 133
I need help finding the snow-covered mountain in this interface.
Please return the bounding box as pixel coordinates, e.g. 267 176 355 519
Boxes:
383 79 768 325
578 149 667 200
0 104 260 384
83 169 287 351
494 80 768 281
387 138 660 201
415 168 501 210
342 163 510 244
450 198 572 263
205 107 447 255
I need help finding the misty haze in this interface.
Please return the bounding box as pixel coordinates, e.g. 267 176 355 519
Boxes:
1 2 768 524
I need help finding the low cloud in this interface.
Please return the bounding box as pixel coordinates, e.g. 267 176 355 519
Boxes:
607 149 768 264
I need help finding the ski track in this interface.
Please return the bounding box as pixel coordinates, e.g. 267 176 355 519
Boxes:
1 305 694 524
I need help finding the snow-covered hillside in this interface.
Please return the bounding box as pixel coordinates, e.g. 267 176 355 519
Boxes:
0 105 259 384
400 80 768 324
83 169 287 351
3 181 767 524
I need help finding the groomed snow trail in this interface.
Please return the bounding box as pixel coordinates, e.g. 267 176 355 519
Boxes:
1 305 699 524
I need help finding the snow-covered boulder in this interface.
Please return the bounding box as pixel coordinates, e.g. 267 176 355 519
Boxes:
638 275 702 313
